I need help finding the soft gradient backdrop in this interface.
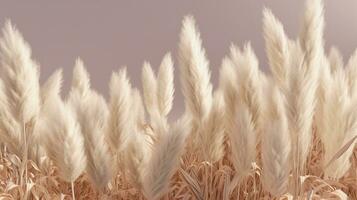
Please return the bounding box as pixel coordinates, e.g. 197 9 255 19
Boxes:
0 0 357 118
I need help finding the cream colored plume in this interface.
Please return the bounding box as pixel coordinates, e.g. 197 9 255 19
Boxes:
287 41 317 175
299 0 324 73
157 53 174 117
263 8 290 87
67 58 92 123
229 99 256 176
231 43 263 134
142 61 159 119
287 0 324 177
201 91 225 162
226 45 259 174
39 91 86 182
71 58 90 97
0 79 22 156
123 123 151 189
346 49 357 97
220 57 239 137
315 55 332 141
75 91 112 189
0 21 40 128
328 46 344 74
143 120 189 200
132 88 146 128
34 69 64 144
320 69 356 179
41 69 63 104
108 68 133 152
178 15 212 122
0 21 40 158
262 85 291 197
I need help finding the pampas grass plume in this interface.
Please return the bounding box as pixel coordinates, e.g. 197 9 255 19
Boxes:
76 91 112 189
108 68 133 153
262 85 291 196
40 93 86 182
157 53 174 117
41 69 63 104
142 62 159 119
1 0 357 198
71 58 90 96
328 46 344 74
143 120 189 200
346 49 357 97
263 8 290 87
201 91 225 162
178 15 212 122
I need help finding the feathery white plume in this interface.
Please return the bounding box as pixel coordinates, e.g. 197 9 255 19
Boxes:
0 21 40 161
346 49 357 98
287 41 317 174
232 43 263 133
67 58 92 123
157 53 174 117
75 91 112 189
40 93 86 182
315 56 332 140
108 68 133 152
201 91 225 162
226 45 259 173
0 20 40 127
178 15 212 122
263 8 290 87
34 69 64 146
262 85 291 196
320 69 356 179
299 0 324 74
229 99 256 176
41 69 63 104
328 46 344 74
220 57 239 137
142 62 159 119
0 79 22 156
143 120 189 200
288 0 324 176
132 88 146 128
71 58 90 97
123 88 152 189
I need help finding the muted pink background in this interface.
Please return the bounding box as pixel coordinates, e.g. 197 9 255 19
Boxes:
1 0 357 118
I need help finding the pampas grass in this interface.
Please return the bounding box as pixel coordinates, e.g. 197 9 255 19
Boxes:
143 120 189 200
0 21 40 128
294 0 323 173
178 15 212 123
200 91 225 162
320 69 357 179
346 49 357 97
1 0 357 199
263 8 290 88
142 62 159 120
107 68 133 153
229 98 256 177
75 91 112 189
0 21 41 194
328 47 344 74
157 53 174 118
261 85 291 197
39 88 86 184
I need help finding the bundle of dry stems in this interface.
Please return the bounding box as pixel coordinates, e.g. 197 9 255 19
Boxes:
0 0 356 199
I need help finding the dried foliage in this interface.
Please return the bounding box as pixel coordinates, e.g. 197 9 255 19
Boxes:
0 0 357 199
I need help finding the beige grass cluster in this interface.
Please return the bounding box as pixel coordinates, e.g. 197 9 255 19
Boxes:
0 0 357 199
